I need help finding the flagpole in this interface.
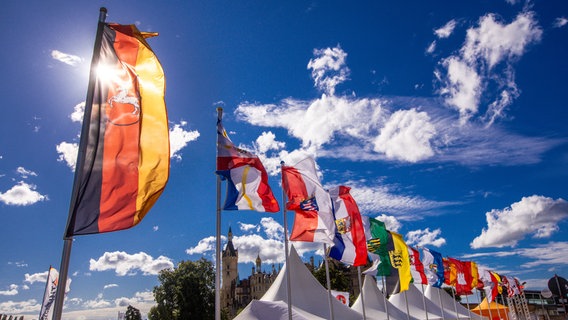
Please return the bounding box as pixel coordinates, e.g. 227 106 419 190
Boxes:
280 161 293 320
403 291 411 320
358 266 367 320
420 284 429 320
53 8 107 320
451 288 460 320
323 243 335 320
382 276 390 320
215 108 223 320
437 287 445 320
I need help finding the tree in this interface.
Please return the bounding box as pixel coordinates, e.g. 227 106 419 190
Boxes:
148 258 215 320
125 304 142 320
312 258 352 302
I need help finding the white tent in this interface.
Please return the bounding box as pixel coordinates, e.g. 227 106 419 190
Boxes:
388 284 450 320
423 285 485 320
352 274 419 320
234 300 325 320
261 245 363 320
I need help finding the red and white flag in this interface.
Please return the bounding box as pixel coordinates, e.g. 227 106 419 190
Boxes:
408 246 428 284
282 157 335 244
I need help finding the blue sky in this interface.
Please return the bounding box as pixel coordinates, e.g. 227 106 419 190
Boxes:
1 0 568 319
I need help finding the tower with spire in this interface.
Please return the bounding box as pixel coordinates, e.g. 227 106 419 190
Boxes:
221 227 238 314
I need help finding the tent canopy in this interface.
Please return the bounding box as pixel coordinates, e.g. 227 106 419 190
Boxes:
471 298 509 320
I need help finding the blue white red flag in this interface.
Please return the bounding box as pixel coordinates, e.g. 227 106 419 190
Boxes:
216 112 279 212
329 186 368 266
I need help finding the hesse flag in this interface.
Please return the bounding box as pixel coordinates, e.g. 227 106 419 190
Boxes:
329 186 368 266
216 114 279 212
39 267 59 320
281 157 335 244
65 24 169 236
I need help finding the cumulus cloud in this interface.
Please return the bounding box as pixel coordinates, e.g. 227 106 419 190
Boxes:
373 108 436 162
16 167 37 179
370 214 402 232
0 181 47 206
471 195 568 248
307 46 350 95
51 50 83 66
239 222 258 232
406 228 446 247
56 141 79 170
0 284 19 296
438 11 542 124
170 121 200 161
89 251 174 276
0 299 40 314
70 102 85 122
186 217 319 266
434 19 457 38
24 271 48 284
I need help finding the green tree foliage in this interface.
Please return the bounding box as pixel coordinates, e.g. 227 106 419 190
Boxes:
148 258 215 320
125 304 142 320
312 258 353 303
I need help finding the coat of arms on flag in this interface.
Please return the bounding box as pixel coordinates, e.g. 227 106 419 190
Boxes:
299 196 319 211
335 216 352 234
389 249 404 268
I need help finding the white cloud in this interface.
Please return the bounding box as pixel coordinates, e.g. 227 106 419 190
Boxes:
553 17 568 28
70 102 85 122
373 108 436 162
426 41 437 54
186 236 217 255
16 167 37 178
83 297 112 309
0 299 40 314
307 46 350 95
0 284 19 296
255 131 286 154
51 50 83 67
238 222 257 232
0 181 47 206
434 19 457 38
406 228 446 247
169 121 200 161
153 225 159 232
438 11 542 125
103 284 118 290
370 214 402 232
56 141 79 170
89 251 174 276
347 180 453 219
471 195 568 248
24 271 48 284
519 242 568 268
186 217 322 266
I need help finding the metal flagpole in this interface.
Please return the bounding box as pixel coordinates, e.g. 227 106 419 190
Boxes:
215 108 223 320
382 276 391 320
323 243 336 320
280 161 293 320
53 7 108 320
420 284 429 320
465 294 472 319
358 266 367 320
451 289 460 320
437 287 446 320
404 291 411 320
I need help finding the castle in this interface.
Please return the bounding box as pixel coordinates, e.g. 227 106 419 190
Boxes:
220 227 280 317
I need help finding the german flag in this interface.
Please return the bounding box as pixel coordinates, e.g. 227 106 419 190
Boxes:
65 23 169 236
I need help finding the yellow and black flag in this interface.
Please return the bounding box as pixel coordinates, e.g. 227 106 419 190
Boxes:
65 23 169 236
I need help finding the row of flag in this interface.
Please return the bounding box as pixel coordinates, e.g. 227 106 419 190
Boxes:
215 115 525 302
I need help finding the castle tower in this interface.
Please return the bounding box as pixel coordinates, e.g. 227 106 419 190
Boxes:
221 227 238 313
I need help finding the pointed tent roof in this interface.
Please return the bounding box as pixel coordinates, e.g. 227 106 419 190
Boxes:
234 300 325 320
388 284 449 320
423 285 485 320
471 298 509 320
261 245 363 320
352 274 419 320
